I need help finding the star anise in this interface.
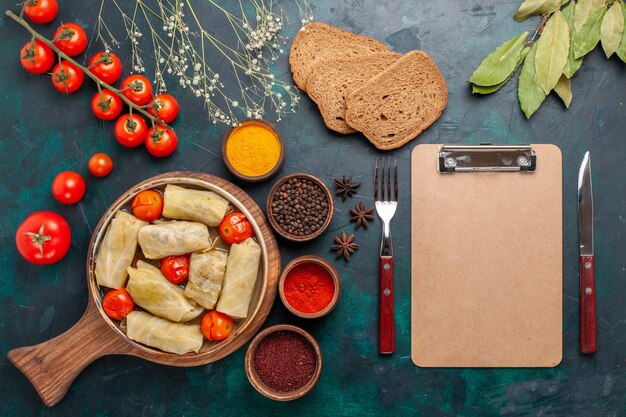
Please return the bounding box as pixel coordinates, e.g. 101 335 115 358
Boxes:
333 176 361 201
349 201 375 229
331 231 359 261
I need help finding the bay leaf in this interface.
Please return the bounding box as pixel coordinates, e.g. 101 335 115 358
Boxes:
472 47 530 94
469 31 529 87
573 5 607 59
518 43 547 119
616 4 626 63
600 3 625 58
514 0 563 22
554 74 572 108
535 11 570 94
574 0 606 32
562 1 584 77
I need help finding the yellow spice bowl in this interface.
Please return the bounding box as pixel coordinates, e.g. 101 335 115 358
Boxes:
222 119 285 183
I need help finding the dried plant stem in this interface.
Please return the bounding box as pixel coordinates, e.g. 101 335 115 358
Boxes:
528 13 551 47
5 9 171 129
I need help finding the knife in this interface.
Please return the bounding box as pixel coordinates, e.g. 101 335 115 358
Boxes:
578 151 596 354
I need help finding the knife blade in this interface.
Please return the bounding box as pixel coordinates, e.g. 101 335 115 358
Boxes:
577 151 596 353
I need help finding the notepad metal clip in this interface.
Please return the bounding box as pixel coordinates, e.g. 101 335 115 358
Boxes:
438 144 536 173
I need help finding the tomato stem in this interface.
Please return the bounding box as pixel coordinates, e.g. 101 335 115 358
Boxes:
5 9 172 129
24 224 52 256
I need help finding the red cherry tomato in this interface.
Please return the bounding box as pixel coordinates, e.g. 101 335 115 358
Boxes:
120 75 153 105
51 61 84 94
19 39 55 74
218 212 253 244
88 52 123 85
23 0 58 24
15 211 71 265
102 288 135 321
145 125 177 157
160 255 190 285
91 90 123 121
88 153 113 177
52 171 85 204
114 113 148 147
131 190 163 222
147 94 179 124
200 311 235 341
53 23 87 57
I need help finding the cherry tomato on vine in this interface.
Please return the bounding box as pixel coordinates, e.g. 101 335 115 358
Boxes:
102 288 134 321
88 153 113 177
51 61 84 94
52 171 86 204
114 113 148 147
200 311 235 342
53 23 87 57
15 211 71 265
23 0 58 24
160 255 190 285
131 190 163 222
147 94 179 124
19 39 55 74
218 212 253 245
145 125 177 157
120 75 153 105
88 52 123 85
91 90 123 121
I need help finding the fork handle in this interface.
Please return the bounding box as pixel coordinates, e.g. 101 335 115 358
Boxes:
379 256 395 354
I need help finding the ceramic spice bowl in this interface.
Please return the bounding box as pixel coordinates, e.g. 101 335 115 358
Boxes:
279 255 341 319
222 119 285 183
266 173 334 242
245 324 322 401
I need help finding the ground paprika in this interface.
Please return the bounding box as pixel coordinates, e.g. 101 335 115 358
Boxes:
283 262 335 314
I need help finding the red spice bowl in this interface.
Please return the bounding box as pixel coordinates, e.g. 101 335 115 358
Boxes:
278 255 341 319
245 324 322 401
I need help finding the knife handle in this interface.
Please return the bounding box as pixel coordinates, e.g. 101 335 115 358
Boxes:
379 256 394 354
580 255 596 354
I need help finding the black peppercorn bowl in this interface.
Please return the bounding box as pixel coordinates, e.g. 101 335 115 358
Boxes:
266 173 334 242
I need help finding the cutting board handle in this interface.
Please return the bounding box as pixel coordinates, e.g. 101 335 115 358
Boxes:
7 298 132 407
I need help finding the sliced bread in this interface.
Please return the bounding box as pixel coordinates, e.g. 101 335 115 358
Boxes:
306 52 401 134
344 51 448 150
289 22 388 93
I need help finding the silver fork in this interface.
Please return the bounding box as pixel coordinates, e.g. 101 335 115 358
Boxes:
374 157 398 354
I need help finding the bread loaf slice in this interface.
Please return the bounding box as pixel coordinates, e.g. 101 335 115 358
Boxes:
345 51 448 150
289 22 388 93
306 52 401 134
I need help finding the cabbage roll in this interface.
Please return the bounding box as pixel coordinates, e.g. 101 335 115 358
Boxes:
126 311 204 354
95 211 147 289
138 221 211 259
184 251 228 309
162 184 229 226
126 261 204 322
216 238 261 319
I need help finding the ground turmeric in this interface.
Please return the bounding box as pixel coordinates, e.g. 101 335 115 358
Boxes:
225 121 281 177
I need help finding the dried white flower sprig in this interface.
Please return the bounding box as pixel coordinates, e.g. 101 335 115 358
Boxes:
96 0 313 126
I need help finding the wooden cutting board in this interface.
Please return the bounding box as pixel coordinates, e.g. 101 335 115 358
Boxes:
411 144 562 367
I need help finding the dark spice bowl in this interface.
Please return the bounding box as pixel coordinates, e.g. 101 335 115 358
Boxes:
245 324 322 401
222 119 285 183
279 255 341 319
266 173 334 242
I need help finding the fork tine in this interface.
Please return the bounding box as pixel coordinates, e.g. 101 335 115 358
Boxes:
387 157 391 202
374 158 379 201
381 158 386 201
394 158 398 202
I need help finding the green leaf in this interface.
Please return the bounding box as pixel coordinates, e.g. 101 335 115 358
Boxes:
469 31 529 86
600 3 625 58
616 4 626 63
514 0 563 22
535 11 570 94
562 1 584 77
554 74 572 107
518 43 547 119
471 47 530 95
573 5 607 59
574 0 606 32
